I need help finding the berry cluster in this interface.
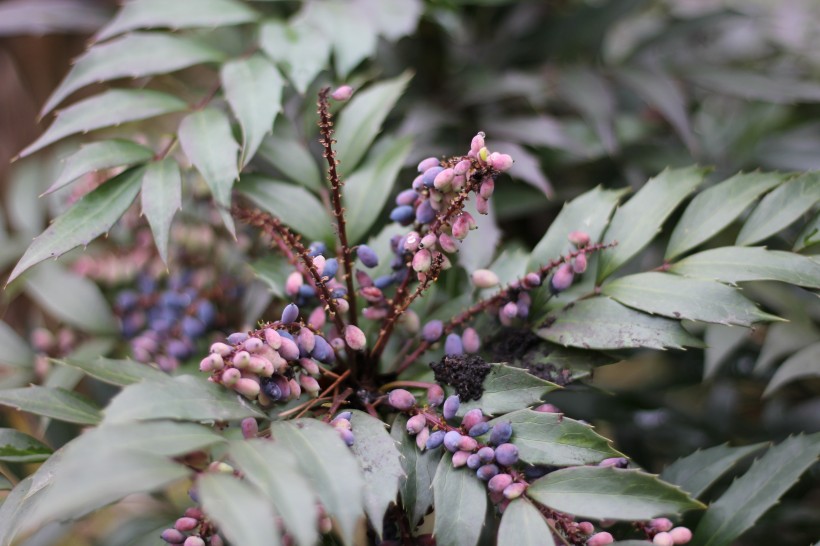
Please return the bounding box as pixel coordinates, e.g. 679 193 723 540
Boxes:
159 506 223 546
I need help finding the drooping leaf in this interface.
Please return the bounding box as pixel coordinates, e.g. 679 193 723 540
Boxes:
528 186 627 270
558 66 617 155
270 419 365 546
527 466 705 521
691 434 820 546
602 272 781 326
763 342 820 397
432 453 487 546
228 439 319 546
665 171 785 260
344 135 413 243
221 54 284 167
334 72 413 174
485 409 623 466
140 158 181 264
238 175 333 243
0 429 52 463
597 166 706 282
259 19 331 94
736 172 820 246
349 410 404 537
0 386 101 425
0 321 34 369
391 414 440 527
96 0 258 41
199 473 279 546
537 296 705 350
754 321 820 374
8 166 144 283
104 375 264 424
44 139 154 196
497 498 556 546
18 89 187 158
257 121 323 192
660 442 768 499
53 357 168 386
456 364 560 417
41 32 224 116
794 210 819 251
703 324 749 379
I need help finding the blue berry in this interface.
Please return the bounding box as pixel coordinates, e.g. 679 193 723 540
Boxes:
443 430 463 452
468 422 490 437
489 421 513 446
227 332 249 345
331 287 347 299
181 316 206 338
495 443 519 466
390 205 415 225
395 189 418 206
298 285 316 298
422 166 444 188
357 245 379 268
415 201 436 224
339 429 355 447
443 395 460 420
422 320 444 342
466 454 482 469
322 258 339 278
281 303 299 324
260 377 283 401
115 290 139 311
476 464 499 481
477 446 495 463
374 275 394 289
335 411 353 421
426 430 446 450
312 335 335 363
308 241 326 257
444 333 464 356
195 300 216 325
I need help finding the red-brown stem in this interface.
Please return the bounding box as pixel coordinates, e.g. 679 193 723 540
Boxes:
378 380 439 392
294 369 352 419
324 387 354 422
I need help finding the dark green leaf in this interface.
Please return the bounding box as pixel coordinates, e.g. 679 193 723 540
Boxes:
19 90 186 158
0 429 52 463
229 439 319 546
270 419 365 546
692 434 820 546
96 0 258 41
335 72 413 174
0 386 101 425
53 356 168 386
670 246 820 289
597 166 706 282
0 321 34 369
348 410 403 537
141 158 181 264
661 442 768 499
457 364 560 417
221 54 284 167
259 19 331 94
602 272 781 326
258 121 323 192
433 453 487 546
497 498 555 546
486 409 623 466
24 261 117 334
238 175 333 243
44 139 154 196
665 171 785 260
736 172 820 245
527 466 705 520
391 414 440 527
763 342 820 397
8 167 144 283
537 296 705 350
794 210 819 251
41 32 224 116
104 375 264 424
344 136 413 243
199 472 279 546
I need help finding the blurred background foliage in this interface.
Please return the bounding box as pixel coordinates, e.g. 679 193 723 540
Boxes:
0 0 818 544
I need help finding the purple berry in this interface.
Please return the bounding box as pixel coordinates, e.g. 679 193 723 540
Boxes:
415 200 436 224
422 166 444 188
468 422 490 437
417 157 440 173
406 414 427 435
466 454 482 469
426 430 445 449
444 430 463 452
550 263 574 294
338 428 355 447
356 245 379 268
476 464 499 481
422 320 444 342
442 395 460 420
458 435 478 452
184 537 205 546
489 421 513 446
307 241 326 257
312 335 335 363
227 332 249 345
598 457 628 468
461 408 484 431
390 205 415 225
396 189 419 206
427 384 445 406
281 303 299 324
444 333 463 355
495 443 519 466
487 473 513 494
477 446 495 463
388 389 417 411
279 337 300 361
572 252 588 274
322 258 339 279
160 529 186 544
240 417 258 439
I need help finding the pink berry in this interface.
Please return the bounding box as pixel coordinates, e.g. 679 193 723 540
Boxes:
412 249 432 272
568 230 590 247
462 328 481 353
388 389 417 411
344 325 367 351
427 384 445 406
587 532 614 546
653 532 674 546
573 252 588 274
550 263 574 293
669 527 692 544
240 417 258 439
330 85 353 101
651 518 673 532
502 482 527 499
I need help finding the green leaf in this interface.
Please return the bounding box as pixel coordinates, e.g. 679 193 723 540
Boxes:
358 0 422 40
754 321 820 374
335 72 413 174
497 498 556 546
689 67 820 104
692 434 820 546
140 158 181 264
527 466 705 521
665 171 785 260
537 296 705 350
432 453 487 546
53 357 168 386
221 54 284 167
0 429 52 463
302 0 378 77
456 364 560 417
228 439 318 546
0 476 10 490
703 324 749 379
486 409 623 466
670 246 820 289
250 254 291 299
259 19 331 94
597 166 706 282
96 0 258 41
763 342 820 397
344 136 413 243
736 172 820 245
558 67 617 154
660 442 768 499
258 121 323 192
18 89 187 158
0 477 34 545
44 139 154 196
24 261 117 334
602 272 781 326
41 32 224 116
199 473 279 546
528 186 626 270
270 419 365 546
391 414 440 527
348 410 403 537
0 386 101 425
8 166 144 283
104 375 264 424
794 210 819 251
0 321 34 369
238 175 333 243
